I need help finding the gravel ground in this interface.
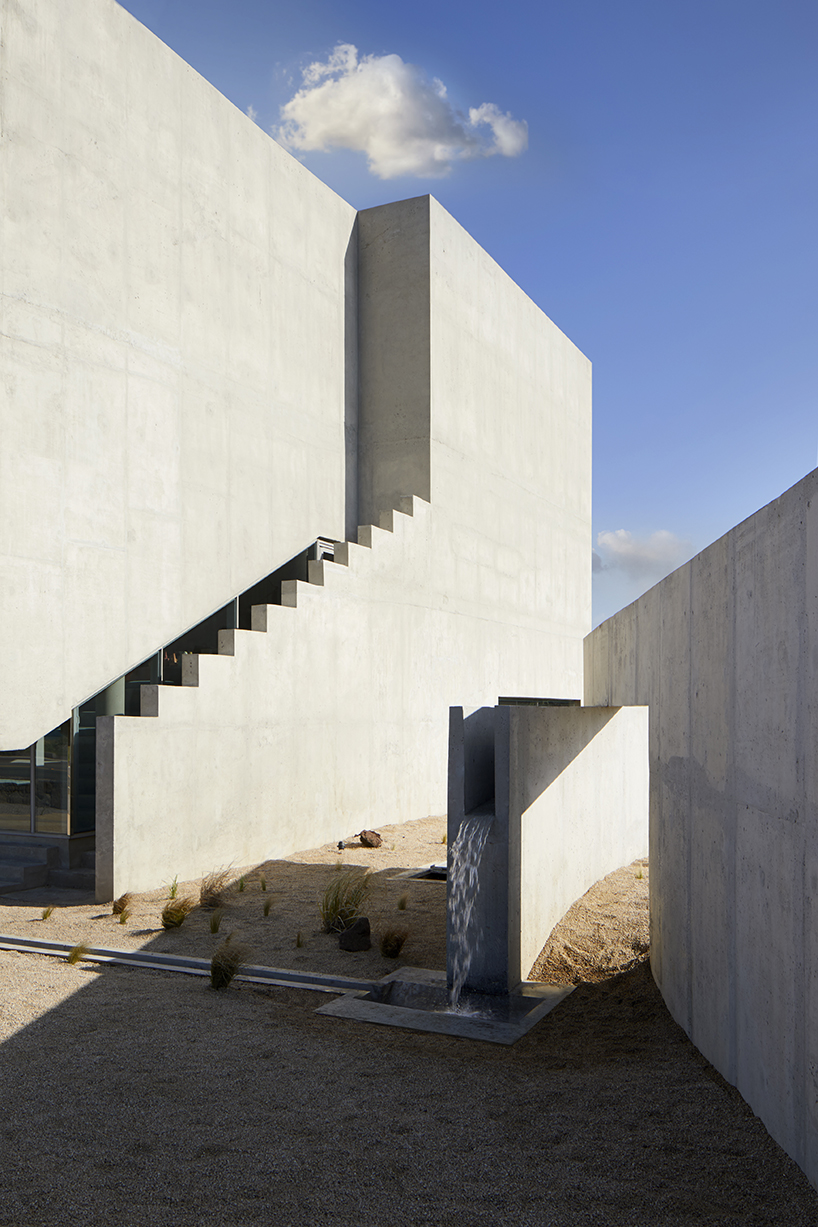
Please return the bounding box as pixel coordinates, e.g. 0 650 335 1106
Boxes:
0 817 815 1226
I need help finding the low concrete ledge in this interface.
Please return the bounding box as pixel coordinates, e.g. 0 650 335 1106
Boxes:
0 935 374 994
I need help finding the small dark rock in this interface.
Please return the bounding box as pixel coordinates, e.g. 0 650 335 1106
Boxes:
338 917 371 951
358 830 382 848
337 841 345 850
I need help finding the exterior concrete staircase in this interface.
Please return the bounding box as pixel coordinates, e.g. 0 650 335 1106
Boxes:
137 498 419 716
0 841 95 894
48 852 96 892
2 498 419 901
0 840 59 893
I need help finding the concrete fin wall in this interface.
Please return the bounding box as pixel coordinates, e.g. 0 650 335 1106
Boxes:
584 467 818 1189
357 194 593 658
447 704 648 992
357 197 431 526
429 200 592 647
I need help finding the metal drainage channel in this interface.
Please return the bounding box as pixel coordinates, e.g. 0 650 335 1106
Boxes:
0 935 374 995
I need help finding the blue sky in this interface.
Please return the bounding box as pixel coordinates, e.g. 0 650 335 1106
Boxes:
119 0 818 624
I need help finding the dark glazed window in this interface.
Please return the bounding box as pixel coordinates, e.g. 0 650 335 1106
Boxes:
0 748 32 833
35 722 70 836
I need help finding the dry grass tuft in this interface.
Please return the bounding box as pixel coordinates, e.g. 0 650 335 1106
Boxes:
209 907 225 934
66 943 89 965
200 868 232 909
41 906 54 921
263 897 272 917
112 892 132 915
161 897 196 929
118 909 130 924
210 936 250 990
397 893 408 911
319 869 370 933
380 928 408 959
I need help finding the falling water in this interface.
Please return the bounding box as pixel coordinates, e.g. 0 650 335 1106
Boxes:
447 811 492 1008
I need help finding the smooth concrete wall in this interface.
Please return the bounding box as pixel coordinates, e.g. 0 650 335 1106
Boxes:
98 497 594 897
447 704 648 993
584 467 818 1189
509 704 649 979
429 200 592 684
91 183 593 896
358 197 592 697
357 198 431 526
0 0 356 747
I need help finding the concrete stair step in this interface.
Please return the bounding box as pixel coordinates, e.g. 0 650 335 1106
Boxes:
0 860 49 888
48 867 95 891
78 851 96 870
0 841 59 866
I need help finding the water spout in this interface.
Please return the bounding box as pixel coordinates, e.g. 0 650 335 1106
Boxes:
447 810 492 1007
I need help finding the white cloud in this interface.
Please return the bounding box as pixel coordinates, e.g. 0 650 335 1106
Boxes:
246 105 258 123
468 103 528 157
595 529 692 581
276 43 528 180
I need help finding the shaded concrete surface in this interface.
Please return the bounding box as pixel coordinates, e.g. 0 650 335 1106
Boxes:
585 466 818 1189
0 885 95 908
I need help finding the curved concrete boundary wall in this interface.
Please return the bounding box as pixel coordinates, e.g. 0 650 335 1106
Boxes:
447 704 648 992
584 467 818 1189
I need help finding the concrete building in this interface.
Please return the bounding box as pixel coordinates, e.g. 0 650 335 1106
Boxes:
3 0 817 1199
0 0 592 897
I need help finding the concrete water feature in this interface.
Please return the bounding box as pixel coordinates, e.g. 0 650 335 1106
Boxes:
318 699 649 1043
316 967 570 1045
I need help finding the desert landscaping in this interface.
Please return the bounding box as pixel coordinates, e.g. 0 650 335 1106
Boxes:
0 816 816 1225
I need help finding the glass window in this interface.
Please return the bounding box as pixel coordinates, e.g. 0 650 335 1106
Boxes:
71 701 97 834
0 748 32 833
34 722 70 836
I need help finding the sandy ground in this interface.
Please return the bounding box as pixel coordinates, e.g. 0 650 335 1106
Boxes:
0 815 815 1225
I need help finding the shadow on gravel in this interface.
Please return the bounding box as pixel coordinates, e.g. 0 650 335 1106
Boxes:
0 930 817 1227
0 886 95 909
